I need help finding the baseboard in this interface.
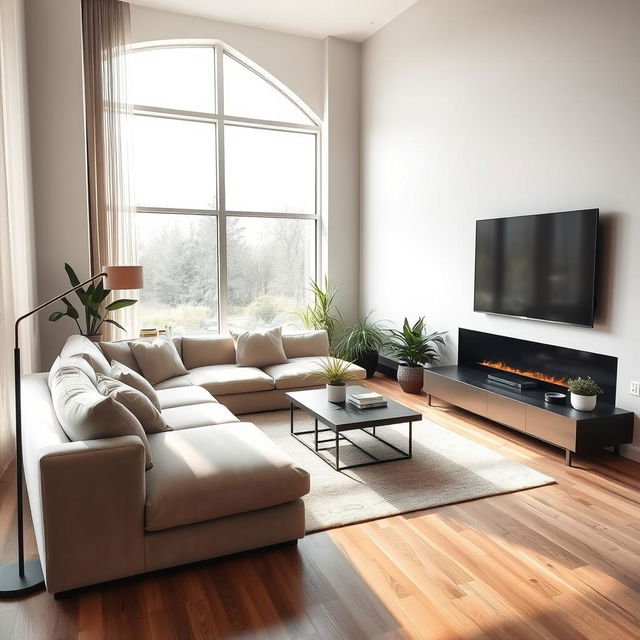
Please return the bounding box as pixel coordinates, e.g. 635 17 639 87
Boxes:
620 443 640 463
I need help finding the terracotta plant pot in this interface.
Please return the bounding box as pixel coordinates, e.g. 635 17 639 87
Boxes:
355 351 379 379
326 383 346 403
397 364 424 393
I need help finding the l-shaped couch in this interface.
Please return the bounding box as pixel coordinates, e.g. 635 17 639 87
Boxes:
22 330 365 594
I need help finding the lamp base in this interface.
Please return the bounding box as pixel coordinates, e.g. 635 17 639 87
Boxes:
0 560 45 598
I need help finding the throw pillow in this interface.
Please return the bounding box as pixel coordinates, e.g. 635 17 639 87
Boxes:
110 360 161 410
48 359 153 469
282 330 330 359
99 340 141 373
230 326 288 368
129 337 189 386
60 334 111 376
96 374 171 434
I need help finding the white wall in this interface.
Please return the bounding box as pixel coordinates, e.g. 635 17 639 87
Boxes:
24 0 90 368
361 0 640 457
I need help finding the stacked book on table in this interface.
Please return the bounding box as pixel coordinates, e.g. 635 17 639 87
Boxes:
348 391 388 409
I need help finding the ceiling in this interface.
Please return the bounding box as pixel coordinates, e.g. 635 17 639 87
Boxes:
128 0 419 42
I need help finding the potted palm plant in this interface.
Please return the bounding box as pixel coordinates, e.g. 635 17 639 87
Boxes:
334 312 388 378
295 277 342 353
568 377 603 411
388 317 446 393
48 263 137 340
313 357 358 403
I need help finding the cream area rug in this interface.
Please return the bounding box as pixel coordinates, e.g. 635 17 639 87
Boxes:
247 410 554 533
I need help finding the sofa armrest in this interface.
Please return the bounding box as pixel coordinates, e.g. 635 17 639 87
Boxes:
36 436 146 594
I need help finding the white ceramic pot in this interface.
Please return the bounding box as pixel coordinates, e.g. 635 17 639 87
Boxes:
327 383 346 403
570 393 597 411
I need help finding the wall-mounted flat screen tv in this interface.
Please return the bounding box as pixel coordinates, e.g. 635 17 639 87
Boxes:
474 209 599 327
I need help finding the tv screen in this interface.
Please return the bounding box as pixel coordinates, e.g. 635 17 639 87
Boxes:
474 209 599 326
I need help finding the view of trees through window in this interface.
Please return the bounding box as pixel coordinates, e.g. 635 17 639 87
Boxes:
128 45 318 335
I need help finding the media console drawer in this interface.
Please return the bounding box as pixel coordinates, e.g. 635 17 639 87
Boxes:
525 405 576 451
425 372 487 416
487 393 526 432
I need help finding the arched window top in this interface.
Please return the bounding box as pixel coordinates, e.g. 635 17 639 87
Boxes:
127 43 317 126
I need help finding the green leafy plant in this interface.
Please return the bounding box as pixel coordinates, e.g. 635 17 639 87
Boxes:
568 377 603 396
295 277 342 349
388 317 446 368
334 312 389 360
48 263 137 336
311 357 358 386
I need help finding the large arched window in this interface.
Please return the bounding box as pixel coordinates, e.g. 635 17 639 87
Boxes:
128 44 319 335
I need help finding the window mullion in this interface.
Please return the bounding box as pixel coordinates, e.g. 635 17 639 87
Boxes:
215 45 228 333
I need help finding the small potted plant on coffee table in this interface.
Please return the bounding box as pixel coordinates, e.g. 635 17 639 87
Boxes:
568 377 603 411
388 317 446 393
334 312 388 379
314 357 358 403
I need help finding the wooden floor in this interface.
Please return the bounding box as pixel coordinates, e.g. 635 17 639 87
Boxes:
2 374 640 639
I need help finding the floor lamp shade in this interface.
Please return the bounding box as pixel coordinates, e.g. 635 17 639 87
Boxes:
103 265 143 290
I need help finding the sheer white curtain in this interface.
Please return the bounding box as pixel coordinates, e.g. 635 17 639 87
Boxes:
82 0 138 341
0 0 38 475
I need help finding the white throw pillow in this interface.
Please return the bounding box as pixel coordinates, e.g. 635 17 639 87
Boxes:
99 340 141 373
230 326 288 368
110 360 161 410
129 337 189 386
48 359 153 469
96 374 171 434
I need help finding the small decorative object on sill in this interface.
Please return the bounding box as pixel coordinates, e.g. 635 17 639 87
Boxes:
568 376 603 412
140 328 159 337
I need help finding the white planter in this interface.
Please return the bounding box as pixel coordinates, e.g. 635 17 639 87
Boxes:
326 383 346 403
570 392 597 411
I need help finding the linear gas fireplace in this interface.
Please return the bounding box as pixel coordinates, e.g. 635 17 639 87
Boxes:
458 328 618 405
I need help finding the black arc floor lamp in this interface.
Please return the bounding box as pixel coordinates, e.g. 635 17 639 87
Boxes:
0 265 143 597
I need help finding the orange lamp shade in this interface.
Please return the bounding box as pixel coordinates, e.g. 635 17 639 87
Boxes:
102 265 144 290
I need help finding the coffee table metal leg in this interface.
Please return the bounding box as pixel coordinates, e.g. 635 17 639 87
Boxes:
290 403 294 434
314 419 318 451
409 421 412 458
335 429 340 471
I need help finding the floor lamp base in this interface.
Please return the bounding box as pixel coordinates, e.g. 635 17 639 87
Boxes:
0 560 45 597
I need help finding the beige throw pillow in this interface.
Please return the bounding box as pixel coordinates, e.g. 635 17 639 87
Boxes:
110 360 161 410
60 334 111 376
96 374 171 434
99 340 141 373
48 359 153 469
129 337 189 386
230 326 288 368
282 330 330 358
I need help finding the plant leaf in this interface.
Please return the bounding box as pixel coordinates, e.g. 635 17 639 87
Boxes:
61 297 79 320
104 298 137 311
48 311 66 322
102 318 127 333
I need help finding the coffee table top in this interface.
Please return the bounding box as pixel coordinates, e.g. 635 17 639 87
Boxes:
285 385 422 431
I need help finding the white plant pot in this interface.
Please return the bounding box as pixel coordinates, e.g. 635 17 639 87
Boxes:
326 383 346 403
570 393 597 411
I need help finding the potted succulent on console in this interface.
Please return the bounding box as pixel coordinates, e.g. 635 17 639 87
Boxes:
568 377 603 411
48 263 138 341
335 312 388 379
389 317 446 394
315 357 358 403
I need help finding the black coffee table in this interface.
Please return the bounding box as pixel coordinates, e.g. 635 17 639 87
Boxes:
285 385 422 471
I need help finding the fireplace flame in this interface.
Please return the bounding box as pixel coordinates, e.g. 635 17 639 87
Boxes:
479 361 569 387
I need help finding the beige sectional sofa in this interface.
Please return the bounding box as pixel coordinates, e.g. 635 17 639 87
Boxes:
22 330 366 595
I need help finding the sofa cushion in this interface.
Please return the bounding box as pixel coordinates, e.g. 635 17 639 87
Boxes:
130 337 188 385
263 356 366 390
60 334 111 376
282 330 329 359
230 327 288 368
144 422 310 531
160 403 239 430
110 361 161 410
99 340 141 373
187 364 274 396
96 374 171 434
155 386 217 409
48 358 153 469
181 335 236 369
154 375 193 390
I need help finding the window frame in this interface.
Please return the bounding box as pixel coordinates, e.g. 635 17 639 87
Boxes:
131 43 321 333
